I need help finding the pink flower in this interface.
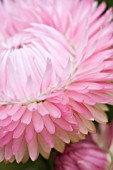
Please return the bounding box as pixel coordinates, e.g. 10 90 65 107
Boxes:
93 120 113 169
55 135 108 170
0 0 113 163
0 24 75 162
93 120 113 151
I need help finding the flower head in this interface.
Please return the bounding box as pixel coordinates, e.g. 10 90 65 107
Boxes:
55 135 108 170
0 24 76 162
0 0 113 163
93 120 113 169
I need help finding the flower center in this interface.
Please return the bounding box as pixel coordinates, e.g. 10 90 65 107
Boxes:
0 25 74 106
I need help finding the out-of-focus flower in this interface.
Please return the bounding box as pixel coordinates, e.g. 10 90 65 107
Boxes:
0 0 113 163
55 135 108 170
93 120 113 151
93 120 113 169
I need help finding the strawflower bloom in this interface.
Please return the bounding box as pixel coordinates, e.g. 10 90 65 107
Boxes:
0 0 112 163
55 135 108 170
93 120 113 169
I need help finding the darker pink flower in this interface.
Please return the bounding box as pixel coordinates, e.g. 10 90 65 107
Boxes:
0 0 112 163
55 135 108 170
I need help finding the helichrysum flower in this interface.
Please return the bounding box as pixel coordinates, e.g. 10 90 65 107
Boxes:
55 135 108 170
93 120 113 151
93 120 113 169
0 0 113 163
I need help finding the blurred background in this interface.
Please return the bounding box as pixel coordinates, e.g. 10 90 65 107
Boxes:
98 0 113 7
0 0 113 170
